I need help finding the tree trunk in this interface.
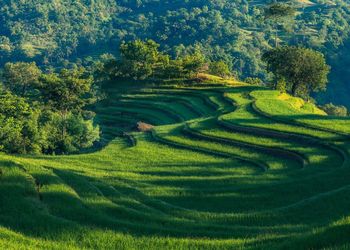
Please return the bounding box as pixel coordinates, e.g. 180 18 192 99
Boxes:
275 29 279 48
21 84 26 96
61 110 68 142
291 83 298 96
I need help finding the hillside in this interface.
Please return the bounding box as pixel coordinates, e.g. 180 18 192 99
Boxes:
1 80 350 249
1 0 349 67
1 0 350 108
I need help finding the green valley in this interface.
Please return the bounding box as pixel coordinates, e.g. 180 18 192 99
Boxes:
1 1 350 249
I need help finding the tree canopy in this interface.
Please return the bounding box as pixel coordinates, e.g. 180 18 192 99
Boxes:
38 67 94 113
0 63 100 155
116 40 169 80
264 3 296 20
0 0 348 83
105 40 224 81
262 46 330 98
2 62 42 96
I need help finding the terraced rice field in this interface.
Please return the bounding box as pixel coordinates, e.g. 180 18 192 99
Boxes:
1 82 350 249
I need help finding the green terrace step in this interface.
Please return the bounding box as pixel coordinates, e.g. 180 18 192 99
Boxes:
151 128 268 172
3 84 350 249
252 100 350 140
218 116 347 168
126 91 214 116
186 121 308 168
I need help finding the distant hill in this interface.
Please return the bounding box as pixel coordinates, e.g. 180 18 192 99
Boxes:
0 0 350 105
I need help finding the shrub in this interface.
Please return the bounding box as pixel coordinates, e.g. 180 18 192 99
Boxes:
245 77 264 85
209 61 231 77
320 103 348 117
40 111 100 154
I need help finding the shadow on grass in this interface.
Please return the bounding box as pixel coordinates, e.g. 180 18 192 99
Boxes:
2 158 350 244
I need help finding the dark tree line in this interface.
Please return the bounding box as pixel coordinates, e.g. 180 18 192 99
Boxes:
102 39 231 81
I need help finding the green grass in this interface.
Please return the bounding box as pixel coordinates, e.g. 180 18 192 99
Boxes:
251 90 350 135
1 82 350 249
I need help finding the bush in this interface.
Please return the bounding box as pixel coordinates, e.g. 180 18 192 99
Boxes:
209 61 231 77
320 103 348 117
40 111 100 154
275 78 287 92
245 77 264 85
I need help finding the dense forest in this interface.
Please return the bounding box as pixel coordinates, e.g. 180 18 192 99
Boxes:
0 0 350 106
0 62 100 155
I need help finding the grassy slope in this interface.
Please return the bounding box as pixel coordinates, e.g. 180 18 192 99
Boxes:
1 80 350 249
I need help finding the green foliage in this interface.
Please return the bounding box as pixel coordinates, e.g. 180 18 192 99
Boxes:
264 2 296 20
38 67 94 113
116 40 168 80
209 61 230 77
181 52 206 77
320 103 348 117
0 0 348 82
264 2 296 47
0 36 12 54
93 53 117 82
1 1 350 247
40 111 100 154
2 62 42 96
37 67 99 154
0 0 348 106
244 77 264 85
0 64 99 155
275 77 287 92
0 92 42 154
263 46 330 98
106 40 209 81
161 59 184 79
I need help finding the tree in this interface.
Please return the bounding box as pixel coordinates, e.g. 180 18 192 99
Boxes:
0 61 100 155
264 2 296 47
262 46 330 98
40 111 100 154
37 67 98 152
106 40 206 80
209 61 231 77
38 67 94 113
2 62 42 96
0 91 42 154
118 39 168 80
161 59 184 79
264 2 296 20
244 77 264 85
181 52 205 77
0 36 13 55
93 53 117 83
